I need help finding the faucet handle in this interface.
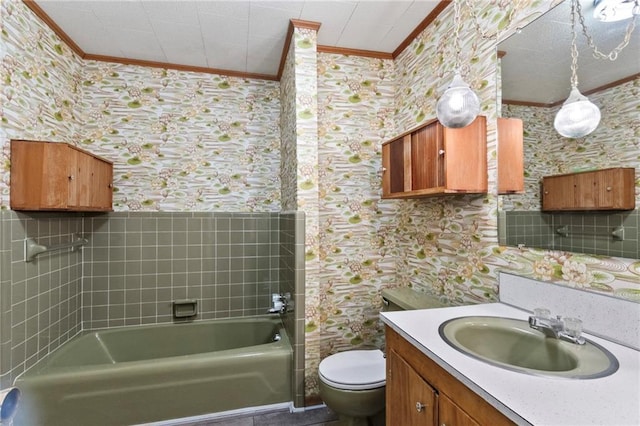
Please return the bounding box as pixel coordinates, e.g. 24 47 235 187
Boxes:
563 317 583 338
533 307 551 319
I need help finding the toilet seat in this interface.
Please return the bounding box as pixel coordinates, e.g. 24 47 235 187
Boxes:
318 349 386 391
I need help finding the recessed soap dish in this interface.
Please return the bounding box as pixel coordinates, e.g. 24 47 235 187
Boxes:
173 299 198 318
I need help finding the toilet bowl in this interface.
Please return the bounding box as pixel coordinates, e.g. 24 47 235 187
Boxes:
318 349 385 422
318 288 447 424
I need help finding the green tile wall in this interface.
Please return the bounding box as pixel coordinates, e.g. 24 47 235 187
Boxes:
82 212 281 329
505 210 639 258
0 211 84 386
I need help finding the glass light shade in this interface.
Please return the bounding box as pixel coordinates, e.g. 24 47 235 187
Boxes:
436 73 480 128
554 87 601 138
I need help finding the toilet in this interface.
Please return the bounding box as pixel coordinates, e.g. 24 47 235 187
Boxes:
318 288 446 425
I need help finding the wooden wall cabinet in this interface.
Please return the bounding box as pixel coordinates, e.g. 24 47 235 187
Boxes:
542 168 635 211
10 140 113 212
386 326 514 426
497 117 524 194
382 116 487 199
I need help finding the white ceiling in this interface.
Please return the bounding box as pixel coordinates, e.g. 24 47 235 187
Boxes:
499 0 640 104
33 0 442 77
32 0 640 103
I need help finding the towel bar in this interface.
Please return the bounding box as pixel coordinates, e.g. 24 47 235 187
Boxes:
25 234 88 262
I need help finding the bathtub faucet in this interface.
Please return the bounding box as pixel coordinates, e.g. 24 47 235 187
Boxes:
268 293 289 315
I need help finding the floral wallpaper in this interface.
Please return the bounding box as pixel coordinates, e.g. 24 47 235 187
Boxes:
316 53 397 372
280 39 298 213
78 62 281 211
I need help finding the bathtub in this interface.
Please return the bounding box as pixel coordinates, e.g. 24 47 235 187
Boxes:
13 316 291 426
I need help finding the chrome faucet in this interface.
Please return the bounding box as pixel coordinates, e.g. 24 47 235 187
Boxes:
268 293 288 315
528 315 564 338
528 310 585 345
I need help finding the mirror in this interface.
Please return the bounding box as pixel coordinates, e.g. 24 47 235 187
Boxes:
497 0 640 259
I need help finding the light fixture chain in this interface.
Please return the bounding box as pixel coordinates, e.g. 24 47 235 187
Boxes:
453 0 462 72
575 0 638 61
570 0 580 88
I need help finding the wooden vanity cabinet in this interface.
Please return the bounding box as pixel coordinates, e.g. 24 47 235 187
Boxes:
542 168 635 211
10 140 113 211
385 326 514 426
382 116 487 199
387 348 438 426
497 117 524 194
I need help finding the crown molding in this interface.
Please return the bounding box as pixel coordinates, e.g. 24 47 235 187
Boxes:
84 54 278 81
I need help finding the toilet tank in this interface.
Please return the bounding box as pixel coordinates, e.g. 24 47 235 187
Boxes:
381 288 447 311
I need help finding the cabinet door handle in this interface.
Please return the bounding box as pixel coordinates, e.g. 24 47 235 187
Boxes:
68 175 74 181
415 401 426 412
438 149 445 155
606 186 612 191
382 167 387 172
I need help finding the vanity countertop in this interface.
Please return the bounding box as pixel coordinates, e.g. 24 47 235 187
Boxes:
381 303 640 426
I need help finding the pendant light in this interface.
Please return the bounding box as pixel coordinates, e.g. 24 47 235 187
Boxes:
436 0 480 129
554 0 601 138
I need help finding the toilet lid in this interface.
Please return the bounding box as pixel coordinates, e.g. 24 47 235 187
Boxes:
319 349 386 391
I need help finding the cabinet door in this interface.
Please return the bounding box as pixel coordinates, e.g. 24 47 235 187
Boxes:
542 174 575 211
439 393 480 426
10 140 69 210
67 147 93 209
498 117 524 194
443 115 487 192
575 169 635 210
382 135 411 196
387 349 438 426
411 122 443 190
91 157 113 210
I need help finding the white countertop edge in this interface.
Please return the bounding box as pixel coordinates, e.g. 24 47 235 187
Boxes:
382 316 530 425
